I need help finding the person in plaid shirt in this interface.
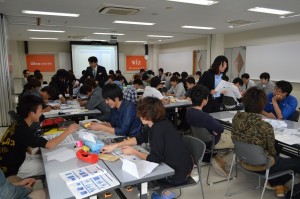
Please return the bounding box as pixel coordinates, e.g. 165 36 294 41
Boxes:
123 79 143 104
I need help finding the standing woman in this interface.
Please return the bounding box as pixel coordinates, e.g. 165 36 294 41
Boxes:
198 55 228 113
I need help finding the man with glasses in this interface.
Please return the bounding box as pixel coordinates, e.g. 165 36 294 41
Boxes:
262 80 298 120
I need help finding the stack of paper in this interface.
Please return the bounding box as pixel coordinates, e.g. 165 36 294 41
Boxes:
45 148 76 162
122 159 159 179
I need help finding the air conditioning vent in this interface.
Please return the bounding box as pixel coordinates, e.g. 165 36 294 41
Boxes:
99 6 140 15
227 20 254 26
68 35 88 39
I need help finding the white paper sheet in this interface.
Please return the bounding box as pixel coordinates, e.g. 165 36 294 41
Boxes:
215 80 233 92
122 159 159 179
46 148 76 162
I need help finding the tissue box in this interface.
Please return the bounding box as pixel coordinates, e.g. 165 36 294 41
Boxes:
83 139 104 153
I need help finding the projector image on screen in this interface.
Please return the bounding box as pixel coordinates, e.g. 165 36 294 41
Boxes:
109 35 118 44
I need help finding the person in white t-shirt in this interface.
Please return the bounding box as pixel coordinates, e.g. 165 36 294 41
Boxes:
142 76 170 105
224 77 243 108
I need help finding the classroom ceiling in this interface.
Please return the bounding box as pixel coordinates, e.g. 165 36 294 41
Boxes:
1 0 300 44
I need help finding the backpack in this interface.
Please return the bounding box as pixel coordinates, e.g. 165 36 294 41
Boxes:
286 183 300 199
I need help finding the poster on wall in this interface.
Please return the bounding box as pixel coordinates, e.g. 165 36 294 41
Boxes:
26 54 55 72
126 56 147 71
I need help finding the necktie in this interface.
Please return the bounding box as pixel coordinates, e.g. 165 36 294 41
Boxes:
93 69 96 78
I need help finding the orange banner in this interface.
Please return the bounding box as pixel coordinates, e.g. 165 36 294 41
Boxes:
26 54 55 72
126 56 147 71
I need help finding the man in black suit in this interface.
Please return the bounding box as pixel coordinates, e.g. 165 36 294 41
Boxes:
80 56 108 88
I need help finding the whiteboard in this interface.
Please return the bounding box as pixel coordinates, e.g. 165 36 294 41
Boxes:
245 41 300 82
158 51 193 74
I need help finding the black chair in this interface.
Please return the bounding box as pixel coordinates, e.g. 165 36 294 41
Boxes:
287 110 299 122
190 126 233 185
8 110 20 122
159 136 206 199
225 141 294 199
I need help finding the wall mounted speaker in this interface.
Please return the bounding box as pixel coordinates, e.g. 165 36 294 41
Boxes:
24 41 29 54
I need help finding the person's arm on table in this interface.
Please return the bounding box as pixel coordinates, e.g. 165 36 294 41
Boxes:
101 137 137 153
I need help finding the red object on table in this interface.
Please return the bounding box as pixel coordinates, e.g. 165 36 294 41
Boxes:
76 149 99 164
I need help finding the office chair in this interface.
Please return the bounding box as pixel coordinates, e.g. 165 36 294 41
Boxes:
158 136 206 199
222 96 239 111
225 140 294 199
190 126 233 185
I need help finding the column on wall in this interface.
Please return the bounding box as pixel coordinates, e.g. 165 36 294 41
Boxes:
210 34 224 65
151 44 159 74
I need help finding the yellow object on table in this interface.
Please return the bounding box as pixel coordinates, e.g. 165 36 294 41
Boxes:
43 128 64 135
98 154 120 162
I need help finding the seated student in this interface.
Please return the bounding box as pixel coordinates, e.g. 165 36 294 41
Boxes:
240 73 256 93
195 71 202 83
186 85 233 177
166 76 185 98
181 76 196 100
79 79 111 122
158 68 166 81
256 72 275 95
164 72 173 90
232 87 300 198
87 84 141 136
142 76 170 105
262 80 298 120
116 69 128 85
49 69 68 103
106 74 123 90
123 79 143 104
179 71 188 90
101 97 193 186
0 169 47 199
223 77 243 109
0 95 79 178
142 73 151 87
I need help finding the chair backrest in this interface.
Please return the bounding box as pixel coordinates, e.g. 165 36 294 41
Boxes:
287 110 300 122
8 110 20 122
233 141 269 166
223 96 237 107
182 136 206 166
190 126 213 143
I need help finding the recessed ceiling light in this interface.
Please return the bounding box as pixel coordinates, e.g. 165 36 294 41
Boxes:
30 37 58 40
181 25 215 30
81 39 107 41
166 0 218 6
113 20 155 26
93 33 124 35
27 29 65 33
22 10 80 17
125 41 147 43
248 7 293 15
147 35 174 38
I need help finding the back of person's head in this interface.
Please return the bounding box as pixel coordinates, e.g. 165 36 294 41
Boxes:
23 69 29 75
34 70 41 76
133 74 141 80
186 76 195 85
102 83 123 101
158 68 164 73
232 77 243 86
108 74 115 81
83 78 97 88
147 70 154 76
116 70 122 75
41 86 58 99
259 72 270 81
241 73 250 79
276 80 293 96
222 75 229 81
196 71 202 76
170 76 179 83
56 69 68 79
109 70 115 75
211 55 228 74
115 75 124 82
142 73 150 81
34 72 43 81
27 74 35 82
243 87 267 113
17 95 44 119
181 71 188 79
133 79 143 86
190 85 210 106
173 72 180 77
137 97 165 122
150 76 161 88
140 69 145 73
88 56 98 63
27 78 41 89
82 70 86 75
80 84 93 95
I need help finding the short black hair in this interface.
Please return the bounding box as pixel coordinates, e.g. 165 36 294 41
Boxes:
109 70 115 75
222 75 229 81
137 97 165 122
23 69 29 75
17 95 44 119
41 86 58 99
27 78 41 89
158 68 164 73
190 85 210 106
82 70 86 75
34 72 43 80
170 76 179 82
181 71 188 79
150 76 161 88
241 73 250 79
142 73 150 81
147 70 154 76
116 70 122 75
108 74 115 81
88 56 98 63
133 79 143 86
173 72 180 77
102 83 123 101
232 77 243 86
276 80 293 96
186 76 195 84
211 55 228 74
196 71 202 76
259 72 270 81
56 69 68 79
83 78 97 88
115 75 124 82
140 69 145 73
80 84 93 95
243 87 267 113
34 70 41 76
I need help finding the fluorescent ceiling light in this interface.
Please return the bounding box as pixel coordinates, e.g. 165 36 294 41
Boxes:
248 7 293 15
30 37 58 40
27 29 65 33
22 10 79 17
181 25 215 30
113 20 155 26
280 13 300 19
93 33 124 35
228 21 262 28
81 39 107 41
166 0 218 6
125 41 147 43
147 35 173 38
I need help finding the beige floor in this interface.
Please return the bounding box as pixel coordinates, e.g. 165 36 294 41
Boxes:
0 126 296 199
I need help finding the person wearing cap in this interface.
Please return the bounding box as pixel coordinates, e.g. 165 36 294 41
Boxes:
142 76 170 105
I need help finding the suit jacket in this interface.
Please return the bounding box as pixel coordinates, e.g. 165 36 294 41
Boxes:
80 65 108 88
198 69 216 97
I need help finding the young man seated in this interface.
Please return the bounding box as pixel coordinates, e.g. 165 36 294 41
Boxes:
186 85 233 177
142 76 170 105
223 77 243 109
241 73 256 94
87 84 142 136
123 79 143 104
180 76 196 100
0 95 79 179
262 80 298 120
79 79 111 122
106 74 123 90
165 76 186 98
256 72 275 95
